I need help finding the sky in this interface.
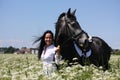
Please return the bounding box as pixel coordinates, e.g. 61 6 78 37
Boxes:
0 0 120 49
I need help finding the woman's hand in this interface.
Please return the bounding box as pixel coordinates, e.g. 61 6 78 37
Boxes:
56 45 60 58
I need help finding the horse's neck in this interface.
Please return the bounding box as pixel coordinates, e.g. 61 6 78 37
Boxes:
75 22 83 34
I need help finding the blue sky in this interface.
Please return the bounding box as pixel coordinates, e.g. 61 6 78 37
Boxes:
0 0 120 49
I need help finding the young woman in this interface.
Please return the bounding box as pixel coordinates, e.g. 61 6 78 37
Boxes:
34 30 61 75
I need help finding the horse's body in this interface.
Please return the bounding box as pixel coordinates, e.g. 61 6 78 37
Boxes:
76 36 112 70
89 37 111 69
55 8 112 70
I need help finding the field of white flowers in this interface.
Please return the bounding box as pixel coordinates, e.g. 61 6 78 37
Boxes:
0 54 120 80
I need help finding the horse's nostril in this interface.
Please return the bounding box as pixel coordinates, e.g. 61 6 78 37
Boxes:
83 49 86 52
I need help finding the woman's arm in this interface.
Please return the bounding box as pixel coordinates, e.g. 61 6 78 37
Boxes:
55 45 62 64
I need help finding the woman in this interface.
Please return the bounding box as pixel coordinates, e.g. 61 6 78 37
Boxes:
34 30 61 75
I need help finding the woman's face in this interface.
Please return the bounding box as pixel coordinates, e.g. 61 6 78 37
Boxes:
45 33 53 46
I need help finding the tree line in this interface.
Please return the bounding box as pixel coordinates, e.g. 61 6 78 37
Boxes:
0 46 19 53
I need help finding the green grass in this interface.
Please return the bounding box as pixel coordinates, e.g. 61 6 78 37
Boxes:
0 54 120 80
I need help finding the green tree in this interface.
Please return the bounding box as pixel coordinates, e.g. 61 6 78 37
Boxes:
4 46 17 53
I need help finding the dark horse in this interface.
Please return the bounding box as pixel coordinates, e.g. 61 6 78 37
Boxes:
55 8 112 70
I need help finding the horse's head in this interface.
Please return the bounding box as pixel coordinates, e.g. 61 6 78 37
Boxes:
55 8 82 44
74 31 91 52
55 8 90 51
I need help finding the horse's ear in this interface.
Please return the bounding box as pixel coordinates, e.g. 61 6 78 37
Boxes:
67 8 71 15
72 9 76 15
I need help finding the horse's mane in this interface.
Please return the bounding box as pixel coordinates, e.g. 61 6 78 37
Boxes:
57 13 66 22
55 12 71 46
55 13 66 32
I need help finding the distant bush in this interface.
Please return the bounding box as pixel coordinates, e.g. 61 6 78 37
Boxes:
114 51 120 55
4 46 19 53
112 49 120 55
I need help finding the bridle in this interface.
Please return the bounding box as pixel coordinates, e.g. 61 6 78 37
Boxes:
59 14 85 48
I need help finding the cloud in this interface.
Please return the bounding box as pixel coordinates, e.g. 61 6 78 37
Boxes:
0 39 35 48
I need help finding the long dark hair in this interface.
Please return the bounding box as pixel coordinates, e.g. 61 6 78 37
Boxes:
34 30 54 60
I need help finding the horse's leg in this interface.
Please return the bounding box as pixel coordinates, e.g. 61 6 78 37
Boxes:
102 55 111 71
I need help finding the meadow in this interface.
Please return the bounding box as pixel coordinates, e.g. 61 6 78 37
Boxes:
0 53 120 80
